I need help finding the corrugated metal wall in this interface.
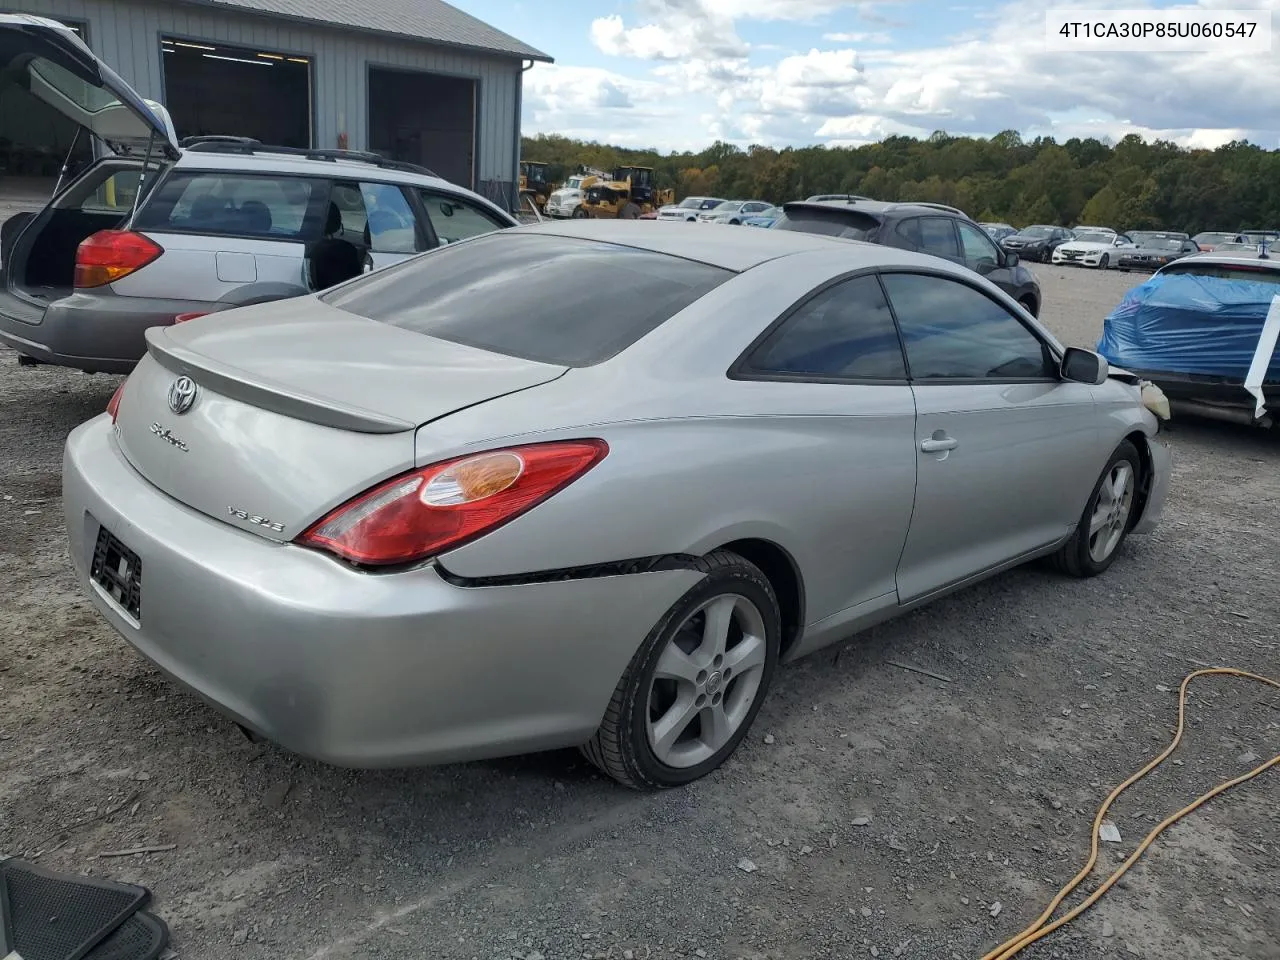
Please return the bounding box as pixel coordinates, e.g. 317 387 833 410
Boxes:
4 0 523 202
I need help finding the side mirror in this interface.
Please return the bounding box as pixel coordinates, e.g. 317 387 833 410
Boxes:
1061 346 1109 385
1003 252 1020 268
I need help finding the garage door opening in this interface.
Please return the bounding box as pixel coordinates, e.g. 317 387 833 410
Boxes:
368 67 475 188
161 38 311 147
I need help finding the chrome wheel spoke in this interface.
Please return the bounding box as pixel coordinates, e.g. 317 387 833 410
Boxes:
650 693 700 759
699 702 733 752
723 632 766 677
1089 504 1110 536
654 643 702 685
702 595 737 656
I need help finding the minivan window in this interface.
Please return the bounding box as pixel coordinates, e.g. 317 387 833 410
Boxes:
322 234 734 367
134 172 329 240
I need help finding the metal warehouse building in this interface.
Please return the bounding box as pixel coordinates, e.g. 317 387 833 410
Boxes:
1 0 550 206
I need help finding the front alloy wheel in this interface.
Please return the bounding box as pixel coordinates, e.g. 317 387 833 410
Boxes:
582 551 781 789
1050 440 1141 577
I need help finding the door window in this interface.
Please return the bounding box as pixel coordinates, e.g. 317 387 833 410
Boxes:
360 183 419 253
417 190 506 245
892 217 922 250
918 217 960 259
956 221 1001 271
742 275 907 380
881 272 1055 381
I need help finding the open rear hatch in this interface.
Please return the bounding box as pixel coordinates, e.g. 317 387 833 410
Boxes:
111 296 569 542
0 13 179 159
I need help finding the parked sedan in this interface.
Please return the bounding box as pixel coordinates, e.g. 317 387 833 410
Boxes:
1191 231 1245 252
656 197 725 222
1117 235 1201 272
1000 224 1074 262
1051 231 1134 269
64 222 1170 789
697 200 774 225
980 222 1017 242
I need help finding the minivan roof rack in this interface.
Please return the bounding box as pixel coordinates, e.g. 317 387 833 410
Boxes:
180 138 438 178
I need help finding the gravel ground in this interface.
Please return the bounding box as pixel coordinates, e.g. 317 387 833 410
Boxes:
1 265 1277 960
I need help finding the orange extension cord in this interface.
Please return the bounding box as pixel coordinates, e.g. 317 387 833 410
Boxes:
980 668 1279 960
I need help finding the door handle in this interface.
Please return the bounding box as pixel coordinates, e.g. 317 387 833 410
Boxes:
920 436 958 453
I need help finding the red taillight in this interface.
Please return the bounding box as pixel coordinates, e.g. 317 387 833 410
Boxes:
173 312 209 324
106 377 129 423
296 440 609 566
74 230 163 289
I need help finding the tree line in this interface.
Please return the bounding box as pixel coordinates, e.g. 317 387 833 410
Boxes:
521 130 1280 233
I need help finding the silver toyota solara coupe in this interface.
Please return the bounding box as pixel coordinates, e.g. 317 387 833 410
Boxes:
63 220 1171 789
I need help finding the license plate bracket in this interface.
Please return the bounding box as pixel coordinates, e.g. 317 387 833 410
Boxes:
90 524 143 621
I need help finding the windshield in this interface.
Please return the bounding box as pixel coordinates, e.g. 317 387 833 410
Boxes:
564 177 584 190
1193 232 1237 244
1162 262 1280 285
716 201 744 212
678 198 703 209
1020 225 1055 238
322 234 733 367
1073 232 1113 244
699 199 724 210
1129 232 1182 245
1145 238 1184 251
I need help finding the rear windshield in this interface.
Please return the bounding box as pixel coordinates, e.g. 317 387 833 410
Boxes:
771 207 879 241
321 234 734 367
134 172 329 240
1161 262 1280 285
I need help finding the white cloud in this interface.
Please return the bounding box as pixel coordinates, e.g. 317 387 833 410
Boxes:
534 0 1280 153
822 31 892 43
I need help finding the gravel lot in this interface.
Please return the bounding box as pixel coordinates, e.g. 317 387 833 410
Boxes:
1 264 1277 960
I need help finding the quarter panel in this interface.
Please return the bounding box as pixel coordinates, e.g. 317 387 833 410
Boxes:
433 380 919 625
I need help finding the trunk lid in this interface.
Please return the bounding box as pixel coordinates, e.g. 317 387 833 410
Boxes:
0 14 179 158
113 298 569 541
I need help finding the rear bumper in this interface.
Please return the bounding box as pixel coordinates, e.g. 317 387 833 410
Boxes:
63 416 699 767
0 289 217 373
1127 370 1279 408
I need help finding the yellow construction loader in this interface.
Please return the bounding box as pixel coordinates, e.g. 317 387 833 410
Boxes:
518 161 555 212
582 166 675 219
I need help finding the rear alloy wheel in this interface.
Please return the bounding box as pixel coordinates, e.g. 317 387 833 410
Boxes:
582 551 781 789
1051 440 1140 577
1100 253 1110 269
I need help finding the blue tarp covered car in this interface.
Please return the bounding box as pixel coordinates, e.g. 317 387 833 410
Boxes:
1097 254 1280 424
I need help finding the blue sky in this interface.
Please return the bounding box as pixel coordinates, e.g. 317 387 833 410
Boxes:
453 0 1280 153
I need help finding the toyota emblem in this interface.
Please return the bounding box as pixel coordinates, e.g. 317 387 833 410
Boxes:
167 376 198 415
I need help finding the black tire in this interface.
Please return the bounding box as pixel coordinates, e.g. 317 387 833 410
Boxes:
581 551 782 789
571 206 589 219
1100 253 1110 269
1050 440 1142 578
619 202 641 220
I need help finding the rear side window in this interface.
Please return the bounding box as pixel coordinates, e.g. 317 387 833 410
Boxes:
134 172 329 240
772 207 879 241
322 234 734 367
742 275 906 380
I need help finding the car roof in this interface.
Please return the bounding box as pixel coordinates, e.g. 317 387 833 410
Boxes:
783 198 969 219
504 218 965 273
1166 250 1279 269
174 148 454 190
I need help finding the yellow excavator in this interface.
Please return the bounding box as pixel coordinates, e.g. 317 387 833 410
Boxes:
518 161 555 212
582 166 675 219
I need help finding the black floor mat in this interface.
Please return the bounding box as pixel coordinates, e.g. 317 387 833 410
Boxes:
82 911 169 960
0 858 152 960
